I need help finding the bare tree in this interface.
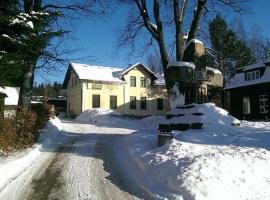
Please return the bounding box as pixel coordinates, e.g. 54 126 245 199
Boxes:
249 26 270 62
118 0 250 103
146 48 163 73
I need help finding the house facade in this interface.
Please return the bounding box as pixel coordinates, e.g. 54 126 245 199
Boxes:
0 86 20 117
225 62 270 120
62 62 170 116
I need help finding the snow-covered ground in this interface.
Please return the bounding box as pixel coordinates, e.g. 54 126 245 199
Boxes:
1 103 270 200
76 104 270 200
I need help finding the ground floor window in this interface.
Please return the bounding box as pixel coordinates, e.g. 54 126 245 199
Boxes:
110 95 117 109
130 96 136 109
243 97 251 114
92 94 100 108
140 97 147 110
259 95 268 113
157 98 163 110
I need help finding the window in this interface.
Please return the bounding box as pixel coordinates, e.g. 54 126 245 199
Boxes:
245 70 260 81
140 97 147 110
140 77 146 87
157 98 163 110
110 95 117 109
92 94 100 108
243 97 251 114
198 87 207 104
259 95 268 113
130 96 136 109
130 76 136 87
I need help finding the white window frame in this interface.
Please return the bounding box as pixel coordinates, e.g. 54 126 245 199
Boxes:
243 97 251 114
259 95 268 113
246 70 260 81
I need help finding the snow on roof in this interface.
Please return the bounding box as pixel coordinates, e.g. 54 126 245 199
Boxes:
167 61 195 69
206 66 222 74
225 66 270 90
2 87 20 105
185 39 204 49
0 87 5 94
153 74 165 86
70 63 124 83
117 62 158 79
241 62 266 71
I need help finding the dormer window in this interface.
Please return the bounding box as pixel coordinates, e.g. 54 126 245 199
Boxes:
245 70 260 81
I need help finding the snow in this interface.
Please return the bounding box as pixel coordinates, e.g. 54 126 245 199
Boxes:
0 87 5 94
2 104 270 200
117 62 158 79
185 39 204 49
70 63 124 83
240 62 265 71
169 84 185 108
110 104 270 199
26 21 34 29
2 87 20 106
150 22 157 30
167 61 195 69
0 117 62 192
206 66 222 74
153 74 166 85
225 65 270 90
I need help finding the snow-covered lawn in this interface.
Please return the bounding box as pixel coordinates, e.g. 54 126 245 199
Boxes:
76 104 270 200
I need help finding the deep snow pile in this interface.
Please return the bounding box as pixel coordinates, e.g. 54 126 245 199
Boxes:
110 103 270 200
0 117 62 192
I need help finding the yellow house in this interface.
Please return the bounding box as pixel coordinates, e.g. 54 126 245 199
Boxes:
62 62 170 116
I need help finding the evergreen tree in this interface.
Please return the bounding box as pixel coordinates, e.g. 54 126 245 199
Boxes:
0 0 24 86
208 14 255 107
208 14 255 82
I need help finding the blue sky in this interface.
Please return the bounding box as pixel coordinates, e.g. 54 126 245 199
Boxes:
35 0 270 84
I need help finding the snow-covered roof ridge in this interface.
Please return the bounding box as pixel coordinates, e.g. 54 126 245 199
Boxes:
117 62 158 79
206 66 222 74
241 62 267 71
185 39 203 49
167 61 195 69
69 62 124 83
225 65 270 90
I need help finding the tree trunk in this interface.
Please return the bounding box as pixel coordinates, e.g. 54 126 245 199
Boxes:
18 60 37 109
186 0 207 43
174 0 188 61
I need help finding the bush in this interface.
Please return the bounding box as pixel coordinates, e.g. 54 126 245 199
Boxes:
0 104 50 155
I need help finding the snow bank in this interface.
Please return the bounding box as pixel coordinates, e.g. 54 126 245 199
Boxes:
113 103 270 200
0 117 62 191
76 108 139 129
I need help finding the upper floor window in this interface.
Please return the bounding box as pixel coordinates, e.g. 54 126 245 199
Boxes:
245 70 260 81
140 77 146 88
130 76 136 87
